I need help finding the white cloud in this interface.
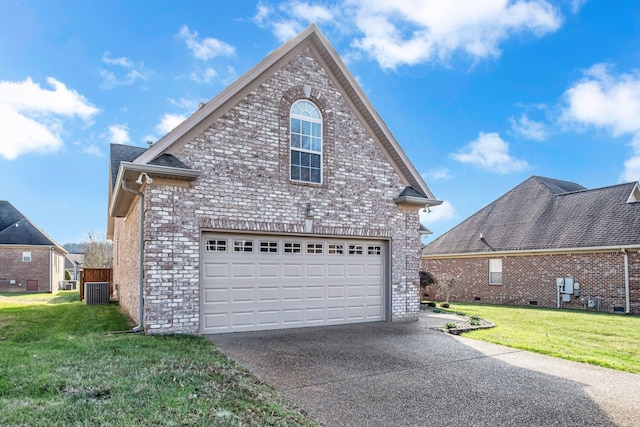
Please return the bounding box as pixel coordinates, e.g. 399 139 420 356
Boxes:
177 25 235 61
422 167 452 182
253 1 334 42
156 113 188 135
100 52 149 89
350 0 562 69
420 200 455 224
561 63 640 182
189 67 218 84
452 132 529 173
510 114 548 140
0 77 98 159
108 124 131 145
83 145 102 156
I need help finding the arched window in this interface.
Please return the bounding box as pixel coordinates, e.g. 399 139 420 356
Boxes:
290 100 322 183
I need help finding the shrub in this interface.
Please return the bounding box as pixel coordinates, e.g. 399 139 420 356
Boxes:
444 322 457 329
440 302 450 308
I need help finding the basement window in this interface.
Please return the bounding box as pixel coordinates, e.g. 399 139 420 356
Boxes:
489 258 502 285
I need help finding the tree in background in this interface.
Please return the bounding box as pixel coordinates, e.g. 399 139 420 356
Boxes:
83 231 113 268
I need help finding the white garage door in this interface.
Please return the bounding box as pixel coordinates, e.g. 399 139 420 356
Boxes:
200 233 386 334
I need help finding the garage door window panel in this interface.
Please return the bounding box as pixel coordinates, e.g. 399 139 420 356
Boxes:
234 240 253 252
328 244 344 255
284 242 301 253
349 244 364 255
206 240 227 252
307 243 323 254
260 241 278 253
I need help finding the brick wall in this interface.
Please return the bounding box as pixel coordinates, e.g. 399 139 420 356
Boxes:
0 247 60 292
422 250 640 315
113 46 423 334
113 201 142 324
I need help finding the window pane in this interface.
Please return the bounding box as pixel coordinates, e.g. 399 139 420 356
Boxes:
301 167 310 181
310 168 320 183
302 135 310 150
310 153 320 168
311 137 321 152
291 150 300 165
291 165 300 180
312 122 321 137
300 152 310 166
291 118 300 133
291 133 301 148
302 120 311 135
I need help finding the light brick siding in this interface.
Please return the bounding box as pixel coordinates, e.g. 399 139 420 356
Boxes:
422 251 640 315
113 201 142 325
0 247 64 292
113 47 423 333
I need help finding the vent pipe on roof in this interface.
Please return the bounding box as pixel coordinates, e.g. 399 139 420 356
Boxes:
121 179 146 333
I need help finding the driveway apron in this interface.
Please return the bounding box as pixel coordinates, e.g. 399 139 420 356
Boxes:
207 315 640 426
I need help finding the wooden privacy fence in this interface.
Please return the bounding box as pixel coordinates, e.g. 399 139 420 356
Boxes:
80 268 113 301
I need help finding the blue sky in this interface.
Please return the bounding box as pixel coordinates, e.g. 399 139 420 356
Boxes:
1 1 639 246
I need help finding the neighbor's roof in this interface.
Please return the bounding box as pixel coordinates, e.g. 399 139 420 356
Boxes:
0 201 66 250
422 176 640 256
131 23 436 201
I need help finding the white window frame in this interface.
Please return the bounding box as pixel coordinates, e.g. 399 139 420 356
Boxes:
489 258 502 285
206 239 227 252
233 240 253 253
259 241 278 253
290 100 322 184
348 244 364 255
306 243 323 254
22 251 31 262
367 245 381 255
284 242 302 254
328 244 344 255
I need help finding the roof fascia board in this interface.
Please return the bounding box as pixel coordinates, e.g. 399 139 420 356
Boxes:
422 244 640 259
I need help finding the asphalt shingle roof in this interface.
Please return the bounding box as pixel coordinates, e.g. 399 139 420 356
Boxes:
0 201 58 246
423 176 640 255
109 143 192 190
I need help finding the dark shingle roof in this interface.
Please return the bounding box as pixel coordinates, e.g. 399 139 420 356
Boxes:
0 201 58 246
423 176 640 255
109 143 192 190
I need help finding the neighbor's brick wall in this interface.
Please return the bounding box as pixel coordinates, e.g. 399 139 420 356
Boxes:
119 46 422 334
0 247 57 292
423 251 640 315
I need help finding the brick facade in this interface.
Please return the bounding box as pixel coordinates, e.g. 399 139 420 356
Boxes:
422 250 640 315
0 246 66 293
113 46 424 334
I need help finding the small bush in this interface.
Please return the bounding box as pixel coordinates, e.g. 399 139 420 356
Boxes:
444 322 457 329
440 302 450 308
469 318 480 326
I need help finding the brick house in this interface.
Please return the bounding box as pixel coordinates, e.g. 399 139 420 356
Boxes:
0 200 67 293
107 24 441 334
422 176 640 314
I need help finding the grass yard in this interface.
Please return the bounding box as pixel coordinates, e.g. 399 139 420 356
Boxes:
0 291 316 426
437 302 640 374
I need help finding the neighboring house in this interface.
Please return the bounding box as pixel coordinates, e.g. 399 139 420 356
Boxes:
107 24 441 334
0 200 67 293
422 176 640 315
65 253 85 280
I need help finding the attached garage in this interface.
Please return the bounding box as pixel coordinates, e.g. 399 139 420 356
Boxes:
200 233 388 333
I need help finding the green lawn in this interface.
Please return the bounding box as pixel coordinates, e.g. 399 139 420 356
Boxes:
438 302 640 374
0 291 316 426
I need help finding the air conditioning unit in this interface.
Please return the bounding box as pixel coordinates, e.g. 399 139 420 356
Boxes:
85 282 110 305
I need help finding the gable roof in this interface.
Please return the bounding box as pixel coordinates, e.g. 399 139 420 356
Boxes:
0 201 66 250
131 23 436 201
423 176 640 256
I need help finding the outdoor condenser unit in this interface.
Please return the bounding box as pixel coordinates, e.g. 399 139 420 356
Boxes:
84 282 110 305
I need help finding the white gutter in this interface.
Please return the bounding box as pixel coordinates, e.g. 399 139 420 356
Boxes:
120 179 145 333
622 248 630 314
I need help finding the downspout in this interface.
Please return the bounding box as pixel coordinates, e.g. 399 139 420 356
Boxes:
121 179 145 332
621 248 630 314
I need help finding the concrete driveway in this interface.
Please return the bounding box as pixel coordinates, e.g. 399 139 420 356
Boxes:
208 313 640 426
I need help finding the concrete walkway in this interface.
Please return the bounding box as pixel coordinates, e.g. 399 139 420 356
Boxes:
208 313 640 426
